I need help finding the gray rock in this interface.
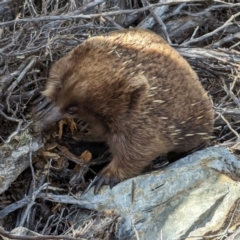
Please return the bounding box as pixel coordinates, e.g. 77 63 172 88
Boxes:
78 147 240 239
0 131 42 194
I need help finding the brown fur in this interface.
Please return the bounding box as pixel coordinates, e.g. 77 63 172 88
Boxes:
43 29 214 184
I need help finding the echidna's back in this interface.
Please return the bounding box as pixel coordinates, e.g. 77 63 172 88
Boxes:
100 29 214 153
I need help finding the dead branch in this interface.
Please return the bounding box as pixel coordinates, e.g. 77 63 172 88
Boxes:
182 12 240 46
6 57 37 112
0 0 211 28
0 226 80 240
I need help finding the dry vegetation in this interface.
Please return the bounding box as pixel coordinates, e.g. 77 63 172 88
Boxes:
0 0 240 239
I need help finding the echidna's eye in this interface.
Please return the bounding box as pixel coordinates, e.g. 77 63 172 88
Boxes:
66 106 78 115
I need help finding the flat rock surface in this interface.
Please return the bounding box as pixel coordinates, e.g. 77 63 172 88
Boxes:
78 147 240 239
